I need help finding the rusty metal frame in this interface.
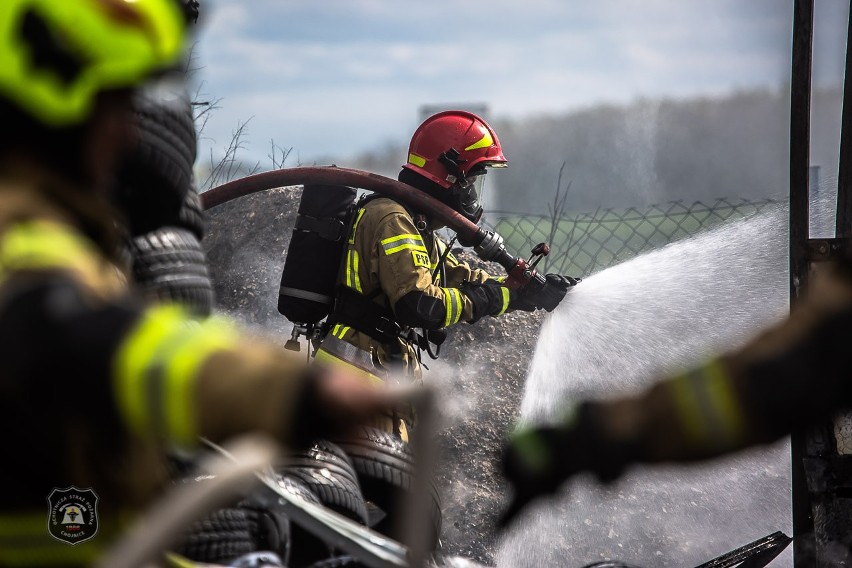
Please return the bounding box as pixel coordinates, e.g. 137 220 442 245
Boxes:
788 2 815 562
790 0 852 563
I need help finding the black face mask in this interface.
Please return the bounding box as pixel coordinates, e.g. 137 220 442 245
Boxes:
453 176 483 223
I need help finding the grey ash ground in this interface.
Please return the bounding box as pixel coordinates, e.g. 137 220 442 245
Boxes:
204 186 545 565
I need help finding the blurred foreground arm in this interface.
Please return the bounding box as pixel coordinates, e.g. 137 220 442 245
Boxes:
500 259 852 527
113 305 402 449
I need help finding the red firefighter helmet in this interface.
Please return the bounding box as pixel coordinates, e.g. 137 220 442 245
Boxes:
402 110 508 189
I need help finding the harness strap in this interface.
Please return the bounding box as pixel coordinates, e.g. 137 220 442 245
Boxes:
331 285 405 350
330 194 449 361
295 214 346 241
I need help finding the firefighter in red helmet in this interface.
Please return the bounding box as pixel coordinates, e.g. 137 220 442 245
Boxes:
401 110 509 224
319 111 577 436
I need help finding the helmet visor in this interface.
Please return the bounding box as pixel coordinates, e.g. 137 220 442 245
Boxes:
456 173 484 223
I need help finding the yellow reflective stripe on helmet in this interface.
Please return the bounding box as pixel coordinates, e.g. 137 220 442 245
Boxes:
346 250 363 293
408 153 427 167
0 220 100 282
0 0 185 127
381 233 427 255
495 286 510 316
114 305 237 446
348 208 366 245
669 360 744 448
442 288 462 327
464 129 494 151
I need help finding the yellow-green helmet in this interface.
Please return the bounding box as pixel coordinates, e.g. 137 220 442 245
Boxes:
0 0 185 127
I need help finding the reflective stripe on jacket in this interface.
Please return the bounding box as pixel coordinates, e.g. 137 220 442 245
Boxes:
334 197 497 376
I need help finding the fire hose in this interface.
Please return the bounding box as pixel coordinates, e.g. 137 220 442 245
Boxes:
202 166 550 291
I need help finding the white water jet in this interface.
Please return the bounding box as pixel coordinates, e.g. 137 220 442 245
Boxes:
497 206 793 567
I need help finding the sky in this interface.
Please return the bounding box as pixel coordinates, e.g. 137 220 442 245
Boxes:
192 0 850 167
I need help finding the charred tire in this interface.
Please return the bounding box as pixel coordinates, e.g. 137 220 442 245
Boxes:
177 187 206 240
333 427 416 493
306 556 362 568
242 503 290 562
172 507 253 564
115 75 198 236
130 227 213 317
282 440 368 526
332 427 442 548
132 77 197 199
274 475 335 568
275 473 323 507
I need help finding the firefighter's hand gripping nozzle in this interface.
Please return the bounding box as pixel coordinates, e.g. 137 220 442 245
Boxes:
473 230 580 311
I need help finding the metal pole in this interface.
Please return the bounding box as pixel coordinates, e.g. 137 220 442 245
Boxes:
837 1 852 237
789 0 814 564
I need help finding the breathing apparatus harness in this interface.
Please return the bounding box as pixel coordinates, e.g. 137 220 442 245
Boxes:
327 196 451 366
211 166 561 359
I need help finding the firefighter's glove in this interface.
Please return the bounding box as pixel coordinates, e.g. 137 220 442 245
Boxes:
510 273 578 313
459 280 509 323
498 403 627 529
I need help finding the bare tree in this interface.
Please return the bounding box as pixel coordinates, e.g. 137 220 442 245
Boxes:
200 118 261 191
544 161 571 273
268 139 293 170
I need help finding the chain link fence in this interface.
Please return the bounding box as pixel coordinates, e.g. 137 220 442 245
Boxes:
482 197 782 276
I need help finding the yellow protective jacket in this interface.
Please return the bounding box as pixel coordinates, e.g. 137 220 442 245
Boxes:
0 170 312 566
325 197 509 378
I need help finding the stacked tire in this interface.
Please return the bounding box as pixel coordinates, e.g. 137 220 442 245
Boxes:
115 73 198 237
172 474 317 566
172 506 255 563
129 203 213 318
333 426 442 552
281 440 368 526
280 440 369 567
117 70 214 318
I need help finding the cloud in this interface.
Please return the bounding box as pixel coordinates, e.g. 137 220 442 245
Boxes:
193 0 836 163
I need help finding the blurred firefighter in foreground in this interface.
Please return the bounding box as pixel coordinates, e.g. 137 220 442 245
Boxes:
0 0 398 564
318 111 577 434
499 254 852 527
